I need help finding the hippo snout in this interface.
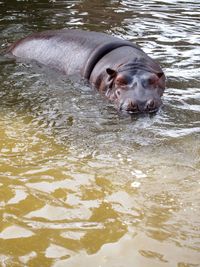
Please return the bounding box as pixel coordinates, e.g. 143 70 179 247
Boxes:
145 99 159 112
119 98 161 113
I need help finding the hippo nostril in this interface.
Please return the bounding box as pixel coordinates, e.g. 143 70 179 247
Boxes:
131 101 137 109
127 100 138 113
146 99 156 110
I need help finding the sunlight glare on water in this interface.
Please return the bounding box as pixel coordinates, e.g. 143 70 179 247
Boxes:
0 0 200 266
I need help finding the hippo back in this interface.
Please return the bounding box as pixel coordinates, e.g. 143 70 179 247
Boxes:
8 29 141 77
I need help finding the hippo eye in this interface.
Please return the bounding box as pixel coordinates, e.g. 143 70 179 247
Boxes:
115 76 129 86
142 75 159 88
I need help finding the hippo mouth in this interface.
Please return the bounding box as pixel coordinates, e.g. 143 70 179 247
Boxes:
123 108 159 114
119 102 160 114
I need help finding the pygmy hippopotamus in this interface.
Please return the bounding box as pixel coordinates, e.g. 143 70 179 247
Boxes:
7 29 165 114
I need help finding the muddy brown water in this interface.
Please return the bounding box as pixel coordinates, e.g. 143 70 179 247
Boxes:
0 0 200 266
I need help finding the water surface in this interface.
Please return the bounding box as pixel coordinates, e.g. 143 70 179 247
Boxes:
0 0 200 266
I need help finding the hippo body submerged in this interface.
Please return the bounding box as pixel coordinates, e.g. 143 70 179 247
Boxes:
8 29 165 113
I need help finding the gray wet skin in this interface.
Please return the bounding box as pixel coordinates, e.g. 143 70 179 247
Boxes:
8 29 165 114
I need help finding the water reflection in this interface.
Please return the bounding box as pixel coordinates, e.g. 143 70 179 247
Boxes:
0 0 200 266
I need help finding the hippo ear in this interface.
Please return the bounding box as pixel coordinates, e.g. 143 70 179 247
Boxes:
149 73 163 85
106 68 117 78
156 72 164 79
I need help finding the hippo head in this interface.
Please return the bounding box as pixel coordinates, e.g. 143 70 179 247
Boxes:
105 67 165 114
